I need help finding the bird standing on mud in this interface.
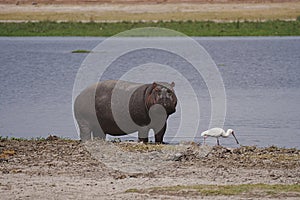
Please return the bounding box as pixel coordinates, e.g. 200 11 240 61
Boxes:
201 128 240 146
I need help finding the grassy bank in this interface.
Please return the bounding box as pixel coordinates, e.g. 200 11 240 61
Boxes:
1 20 300 36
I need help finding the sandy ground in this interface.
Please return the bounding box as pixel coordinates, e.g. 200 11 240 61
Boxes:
0 2 300 22
1 137 299 199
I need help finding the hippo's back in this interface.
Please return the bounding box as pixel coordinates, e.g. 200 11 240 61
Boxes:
74 80 147 135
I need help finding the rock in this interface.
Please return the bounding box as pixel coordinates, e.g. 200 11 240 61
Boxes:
172 153 183 161
196 145 213 158
46 135 59 141
0 158 8 163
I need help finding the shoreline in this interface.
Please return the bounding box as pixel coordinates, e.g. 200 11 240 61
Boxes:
1 20 300 36
0 18 298 23
1 137 299 199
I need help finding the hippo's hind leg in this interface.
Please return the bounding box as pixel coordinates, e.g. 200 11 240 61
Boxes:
138 127 149 143
92 126 106 140
154 123 167 144
77 120 92 142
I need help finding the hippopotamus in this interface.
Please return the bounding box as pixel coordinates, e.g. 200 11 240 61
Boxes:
74 80 177 143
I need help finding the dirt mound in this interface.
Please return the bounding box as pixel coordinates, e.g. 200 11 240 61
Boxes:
203 145 300 169
0 137 109 177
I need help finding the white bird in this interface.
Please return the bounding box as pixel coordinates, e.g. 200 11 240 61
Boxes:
201 128 239 146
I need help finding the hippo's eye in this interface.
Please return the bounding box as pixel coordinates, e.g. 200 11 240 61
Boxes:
155 88 161 93
166 92 172 98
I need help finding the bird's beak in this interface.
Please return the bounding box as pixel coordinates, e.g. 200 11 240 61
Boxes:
232 133 239 144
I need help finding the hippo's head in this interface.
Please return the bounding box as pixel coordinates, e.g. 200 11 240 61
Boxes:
146 82 177 115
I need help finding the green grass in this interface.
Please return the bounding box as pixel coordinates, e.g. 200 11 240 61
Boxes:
126 184 300 197
0 20 300 36
71 49 92 53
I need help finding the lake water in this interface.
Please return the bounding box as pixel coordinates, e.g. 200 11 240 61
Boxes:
0 37 299 148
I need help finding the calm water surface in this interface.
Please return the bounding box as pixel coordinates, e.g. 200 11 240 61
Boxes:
0 37 299 148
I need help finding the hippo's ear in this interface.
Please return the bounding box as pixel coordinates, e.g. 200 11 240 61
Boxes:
171 82 175 88
152 82 157 89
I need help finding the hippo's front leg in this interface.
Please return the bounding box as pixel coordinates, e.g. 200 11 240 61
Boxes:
154 123 167 144
138 127 149 143
92 126 106 140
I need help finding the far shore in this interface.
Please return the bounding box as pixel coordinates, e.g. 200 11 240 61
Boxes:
1 1 299 36
0 2 299 22
1 20 300 36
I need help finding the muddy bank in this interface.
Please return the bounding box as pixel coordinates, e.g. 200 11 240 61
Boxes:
0 137 299 199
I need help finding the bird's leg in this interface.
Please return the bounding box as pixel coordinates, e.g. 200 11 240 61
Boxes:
217 138 220 146
203 136 206 145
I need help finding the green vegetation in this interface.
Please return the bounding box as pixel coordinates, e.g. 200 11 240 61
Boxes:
71 49 92 53
0 20 300 36
126 184 300 197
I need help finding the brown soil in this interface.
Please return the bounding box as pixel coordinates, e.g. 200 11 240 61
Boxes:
0 1 299 22
1 137 299 199
1 0 299 5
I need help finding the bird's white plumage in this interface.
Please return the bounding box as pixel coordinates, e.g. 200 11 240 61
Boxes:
200 127 239 145
201 127 225 137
